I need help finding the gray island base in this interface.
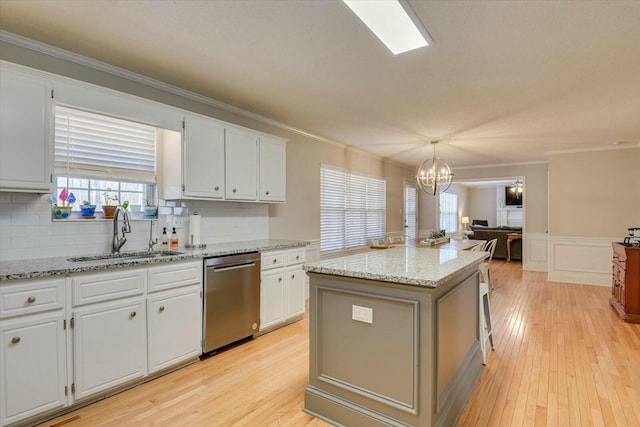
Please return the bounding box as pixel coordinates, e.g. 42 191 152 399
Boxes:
302 247 488 426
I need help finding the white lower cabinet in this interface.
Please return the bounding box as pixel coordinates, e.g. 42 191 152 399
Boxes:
0 260 203 425
147 285 202 373
260 247 306 332
0 277 67 426
260 270 285 330
72 297 146 401
285 266 305 319
0 311 66 426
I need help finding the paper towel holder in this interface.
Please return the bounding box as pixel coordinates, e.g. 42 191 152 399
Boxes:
185 211 207 249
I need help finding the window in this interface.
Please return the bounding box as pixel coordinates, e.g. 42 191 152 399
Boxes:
320 165 386 254
54 106 157 210
439 192 458 234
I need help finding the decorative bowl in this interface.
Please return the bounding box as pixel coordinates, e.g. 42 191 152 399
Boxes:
53 206 72 219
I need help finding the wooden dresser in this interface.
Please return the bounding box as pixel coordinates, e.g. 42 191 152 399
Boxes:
610 242 640 323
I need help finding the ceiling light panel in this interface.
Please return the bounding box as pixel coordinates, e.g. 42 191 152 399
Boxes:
342 0 431 55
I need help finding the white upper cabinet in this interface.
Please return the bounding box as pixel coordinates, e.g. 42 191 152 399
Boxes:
182 114 225 199
0 64 52 192
225 126 258 200
259 135 286 202
160 114 225 200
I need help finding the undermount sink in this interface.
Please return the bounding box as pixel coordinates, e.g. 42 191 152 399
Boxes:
67 251 184 262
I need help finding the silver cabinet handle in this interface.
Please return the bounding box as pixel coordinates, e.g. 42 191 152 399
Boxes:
11 337 20 344
130 311 137 318
214 185 219 191
27 296 36 303
159 306 165 312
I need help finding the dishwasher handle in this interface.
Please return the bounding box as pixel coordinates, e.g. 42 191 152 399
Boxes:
210 261 256 272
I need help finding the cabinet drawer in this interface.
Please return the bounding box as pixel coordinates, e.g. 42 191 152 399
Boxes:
286 249 306 265
0 277 65 319
147 261 202 293
261 251 284 270
72 268 145 306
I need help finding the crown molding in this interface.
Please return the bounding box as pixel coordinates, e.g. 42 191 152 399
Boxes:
1 30 416 170
546 142 639 156
454 160 548 171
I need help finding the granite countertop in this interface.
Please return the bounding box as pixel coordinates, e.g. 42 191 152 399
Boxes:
0 239 308 281
303 246 488 288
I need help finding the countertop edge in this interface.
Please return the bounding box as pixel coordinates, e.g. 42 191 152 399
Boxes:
0 239 309 281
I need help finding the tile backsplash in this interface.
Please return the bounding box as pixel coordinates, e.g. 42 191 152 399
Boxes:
0 193 269 261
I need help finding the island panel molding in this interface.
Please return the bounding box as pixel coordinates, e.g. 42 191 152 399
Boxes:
316 286 419 413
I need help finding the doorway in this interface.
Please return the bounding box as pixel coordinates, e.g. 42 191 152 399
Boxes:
404 182 417 239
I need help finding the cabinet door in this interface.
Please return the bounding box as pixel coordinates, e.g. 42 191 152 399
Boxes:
259 136 286 202
0 66 52 192
225 127 258 200
260 271 285 331
285 266 305 319
183 114 225 199
0 311 66 426
147 286 202 373
72 298 146 401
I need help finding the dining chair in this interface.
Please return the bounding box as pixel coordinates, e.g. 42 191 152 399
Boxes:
478 238 497 289
470 241 486 251
479 278 495 365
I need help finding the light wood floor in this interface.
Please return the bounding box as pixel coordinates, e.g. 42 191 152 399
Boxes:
39 261 640 427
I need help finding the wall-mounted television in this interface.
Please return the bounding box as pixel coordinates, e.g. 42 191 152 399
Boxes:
505 185 523 206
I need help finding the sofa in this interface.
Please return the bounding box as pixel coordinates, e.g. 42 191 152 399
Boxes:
470 226 523 261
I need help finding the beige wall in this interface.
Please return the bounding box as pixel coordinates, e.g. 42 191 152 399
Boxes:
269 139 416 241
453 163 548 233
548 147 640 237
467 187 498 227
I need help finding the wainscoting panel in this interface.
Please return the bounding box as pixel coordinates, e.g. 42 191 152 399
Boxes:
523 233 548 272
547 236 616 286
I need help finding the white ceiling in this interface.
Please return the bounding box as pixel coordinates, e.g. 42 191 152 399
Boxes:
1 0 639 168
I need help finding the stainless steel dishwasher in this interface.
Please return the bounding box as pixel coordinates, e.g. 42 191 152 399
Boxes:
203 252 261 354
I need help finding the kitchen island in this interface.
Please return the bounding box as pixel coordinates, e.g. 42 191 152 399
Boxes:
303 246 488 427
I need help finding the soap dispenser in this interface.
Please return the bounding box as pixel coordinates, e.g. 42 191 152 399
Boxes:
161 227 169 248
170 227 179 250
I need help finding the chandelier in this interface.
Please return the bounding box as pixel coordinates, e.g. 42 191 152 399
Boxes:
511 179 524 198
416 141 454 195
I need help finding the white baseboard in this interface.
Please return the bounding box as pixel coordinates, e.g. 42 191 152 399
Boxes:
547 236 615 286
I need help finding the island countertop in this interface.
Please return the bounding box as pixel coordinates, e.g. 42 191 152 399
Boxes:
303 246 488 287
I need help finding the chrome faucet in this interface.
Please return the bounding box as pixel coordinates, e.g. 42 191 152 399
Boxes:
148 220 158 251
112 207 131 254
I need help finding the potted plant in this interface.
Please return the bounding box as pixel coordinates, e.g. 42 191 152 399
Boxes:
101 189 118 218
80 200 96 218
143 198 158 218
52 188 75 219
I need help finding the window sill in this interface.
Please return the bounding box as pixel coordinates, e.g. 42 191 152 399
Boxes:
52 215 157 222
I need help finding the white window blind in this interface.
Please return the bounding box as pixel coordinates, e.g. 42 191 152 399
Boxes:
321 165 386 254
54 106 157 183
439 192 458 234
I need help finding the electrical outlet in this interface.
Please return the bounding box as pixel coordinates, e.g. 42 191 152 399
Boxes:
352 305 373 324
